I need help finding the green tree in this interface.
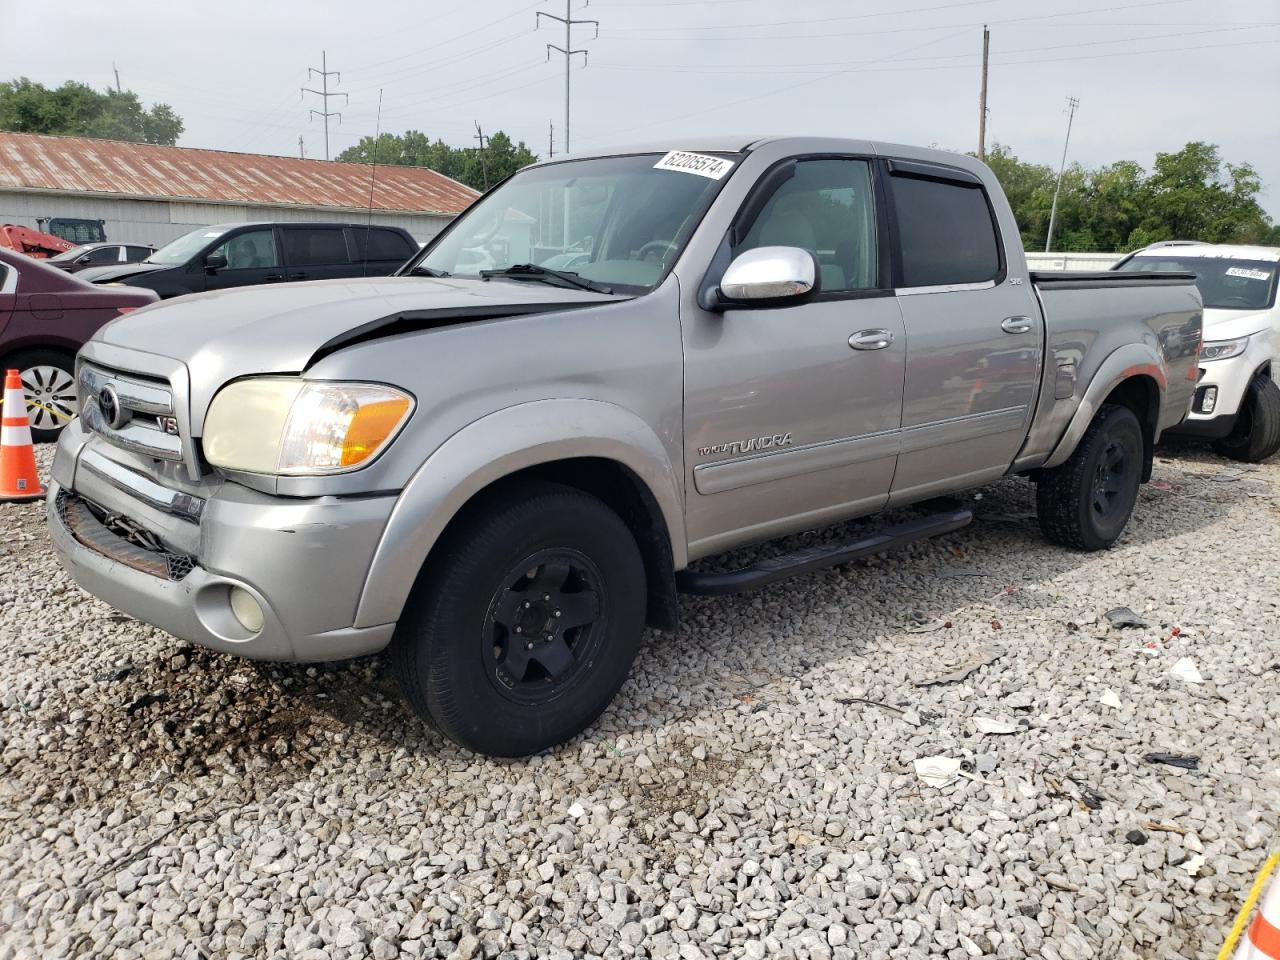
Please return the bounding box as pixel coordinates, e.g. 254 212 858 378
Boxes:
0 78 183 145
337 128 537 191
979 141 1276 252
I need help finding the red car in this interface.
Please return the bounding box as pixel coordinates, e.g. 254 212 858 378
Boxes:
0 248 158 441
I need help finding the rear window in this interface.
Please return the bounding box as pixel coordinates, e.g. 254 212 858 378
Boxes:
891 173 1001 287
283 227 349 266
82 246 119 265
349 227 415 262
1118 255 1278 310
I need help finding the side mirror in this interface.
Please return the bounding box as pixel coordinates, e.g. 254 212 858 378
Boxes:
717 246 818 308
204 253 228 272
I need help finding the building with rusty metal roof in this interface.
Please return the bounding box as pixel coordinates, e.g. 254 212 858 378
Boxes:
0 131 479 247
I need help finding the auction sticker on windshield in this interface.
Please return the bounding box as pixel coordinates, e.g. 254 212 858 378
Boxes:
1225 266 1272 282
654 151 735 180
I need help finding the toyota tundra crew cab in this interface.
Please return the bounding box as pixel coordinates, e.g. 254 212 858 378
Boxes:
47 137 1203 757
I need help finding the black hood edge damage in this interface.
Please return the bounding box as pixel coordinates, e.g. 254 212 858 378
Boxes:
306 300 616 367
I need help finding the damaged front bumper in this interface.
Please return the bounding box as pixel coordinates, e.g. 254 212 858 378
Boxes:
47 419 398 662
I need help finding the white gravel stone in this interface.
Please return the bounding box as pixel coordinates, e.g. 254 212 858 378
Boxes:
0 446 1277 960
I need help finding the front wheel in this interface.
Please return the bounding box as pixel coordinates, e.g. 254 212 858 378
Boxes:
1037 403 1144 551
391 483 646 757
1213 374 1280 463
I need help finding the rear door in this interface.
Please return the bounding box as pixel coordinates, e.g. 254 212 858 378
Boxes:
348 227 417 276
203 228 285 291
281 226 358 281
885 159 1044 503
682 155 905 554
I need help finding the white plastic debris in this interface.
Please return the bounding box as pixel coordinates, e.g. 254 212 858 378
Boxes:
1100 688 1123 709
1182 854 1206 876
1169 657 1204 684
567 802 585 818
913 756 961 788
973 716 1019 735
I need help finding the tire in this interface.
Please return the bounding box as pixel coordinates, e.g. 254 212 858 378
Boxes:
1037 403 1144 551
4 349 77 443
391 483 646 757
1212 374 1280 464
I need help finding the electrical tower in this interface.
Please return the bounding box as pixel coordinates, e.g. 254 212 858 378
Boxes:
1045 97 1080 253
302 51 347 161
537 1 599 154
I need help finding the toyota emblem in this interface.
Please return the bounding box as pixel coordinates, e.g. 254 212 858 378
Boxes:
98 385 128 430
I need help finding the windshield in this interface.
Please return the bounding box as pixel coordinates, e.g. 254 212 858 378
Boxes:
48 245 90 262
412 152 737 293
1119 255 1278 310
146 226 231 266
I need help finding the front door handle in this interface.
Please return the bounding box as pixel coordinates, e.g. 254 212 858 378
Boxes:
288 272 309 280
1001 316 1034 334
264 273 284 281
849 329 895 351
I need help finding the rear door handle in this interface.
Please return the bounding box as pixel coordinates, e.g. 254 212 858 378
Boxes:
288 272 309 280
1001 316 1034 334
849 329 895 351
264 273 284 281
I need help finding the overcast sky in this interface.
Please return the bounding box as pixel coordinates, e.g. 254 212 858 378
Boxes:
6 0 1280 218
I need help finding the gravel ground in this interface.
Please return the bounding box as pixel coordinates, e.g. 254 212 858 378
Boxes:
1 443 1278 960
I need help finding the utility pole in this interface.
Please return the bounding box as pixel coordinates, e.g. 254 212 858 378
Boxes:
1045 96 1079 253
537 1 598 155
549 120 554 158
977 26 989 161
302 51 347 161
473 122 490 191
298 135 305 160
113 63 122 93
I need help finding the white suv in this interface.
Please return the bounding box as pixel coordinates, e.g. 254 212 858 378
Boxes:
1115 242 1280 462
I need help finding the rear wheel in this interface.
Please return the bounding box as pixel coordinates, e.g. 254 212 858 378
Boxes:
1213 374 1280 463
391 483 646 757
1037 403 1144 551
6 349 77 442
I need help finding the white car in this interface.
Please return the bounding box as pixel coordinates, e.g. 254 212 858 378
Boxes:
1115 242 1280 462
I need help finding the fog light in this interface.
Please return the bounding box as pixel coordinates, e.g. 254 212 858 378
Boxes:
1200 386 1218 415
229 587 264 634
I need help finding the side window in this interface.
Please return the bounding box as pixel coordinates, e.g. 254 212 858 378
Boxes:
283 227 349 266
212 229 280 270
736 158 879 293
126 246 152 261
890 173 1000 287
83 246 120 265
350 228 415 262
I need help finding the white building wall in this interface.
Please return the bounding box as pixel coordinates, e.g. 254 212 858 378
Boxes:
0 190 454 246
1025 251 1125 272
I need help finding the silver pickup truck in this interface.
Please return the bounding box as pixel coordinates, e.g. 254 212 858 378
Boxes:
47 137 1202 756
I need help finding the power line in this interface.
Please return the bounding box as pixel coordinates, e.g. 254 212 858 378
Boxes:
537 0 599 154
1045 97 1080 253
301 51 347 161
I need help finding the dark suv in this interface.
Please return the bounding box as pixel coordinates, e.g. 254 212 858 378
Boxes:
76 222 419 298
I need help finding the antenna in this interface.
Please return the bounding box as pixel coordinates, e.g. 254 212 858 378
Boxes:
363 88 383 279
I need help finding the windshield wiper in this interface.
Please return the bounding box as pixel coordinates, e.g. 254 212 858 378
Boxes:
479 263 612 294
407 264 450 278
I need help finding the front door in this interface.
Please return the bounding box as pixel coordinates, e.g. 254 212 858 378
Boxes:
884 160 1044 503
202 228 284 292
682 157 905 556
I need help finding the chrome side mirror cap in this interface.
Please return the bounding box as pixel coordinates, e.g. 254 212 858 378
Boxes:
717 246 819 308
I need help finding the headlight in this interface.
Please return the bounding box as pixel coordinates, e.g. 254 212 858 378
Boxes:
1200 336 1249 362
203 378 413 475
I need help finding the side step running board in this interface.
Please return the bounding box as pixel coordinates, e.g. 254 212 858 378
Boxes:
675 509 973 596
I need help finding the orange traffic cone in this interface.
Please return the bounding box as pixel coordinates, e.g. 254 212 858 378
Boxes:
1228 852 1280 960
0 368 46 503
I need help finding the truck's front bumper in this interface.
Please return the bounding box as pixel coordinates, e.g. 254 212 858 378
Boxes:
48 424 398 662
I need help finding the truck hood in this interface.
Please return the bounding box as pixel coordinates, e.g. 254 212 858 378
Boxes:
1201 308 1275 342
94 275 619 415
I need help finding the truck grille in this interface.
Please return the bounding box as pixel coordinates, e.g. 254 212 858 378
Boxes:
78 362 184 462
55 491 196 581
